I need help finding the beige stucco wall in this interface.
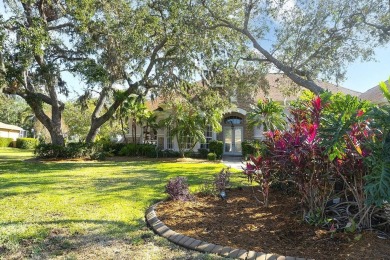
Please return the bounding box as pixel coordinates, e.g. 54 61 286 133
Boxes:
0 129 21 141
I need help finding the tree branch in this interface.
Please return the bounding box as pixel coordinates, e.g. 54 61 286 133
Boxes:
244 0 254 30
144 36 168 79
202 2 324 94
242 28 324 93
363 20 390 36
241 57 270 63
48 22 75 31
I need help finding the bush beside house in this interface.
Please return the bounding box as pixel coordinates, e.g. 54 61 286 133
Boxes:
0 137 13 147
209 140 223 159
16 138 38 149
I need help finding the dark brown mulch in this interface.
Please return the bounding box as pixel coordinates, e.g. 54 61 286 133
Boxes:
156 187 390 260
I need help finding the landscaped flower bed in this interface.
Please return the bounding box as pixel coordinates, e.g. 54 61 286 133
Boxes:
157 88 390 259
156 187 390 260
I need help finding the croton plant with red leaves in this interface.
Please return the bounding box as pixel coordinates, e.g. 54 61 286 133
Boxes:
243 93 382 228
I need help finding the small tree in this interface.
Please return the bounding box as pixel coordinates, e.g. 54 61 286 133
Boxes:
159 82 228 157
160 102 207 157
247 98 286 132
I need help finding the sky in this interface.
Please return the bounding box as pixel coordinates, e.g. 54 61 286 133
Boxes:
1 3 389 95
342 46 390 93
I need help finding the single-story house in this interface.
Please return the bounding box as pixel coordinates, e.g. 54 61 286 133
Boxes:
0 122 26 141
126 74 361 156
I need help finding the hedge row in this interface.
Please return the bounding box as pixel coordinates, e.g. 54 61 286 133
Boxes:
0 137 13 147
34 142 100 159
33 140 227 160
16 138 38 149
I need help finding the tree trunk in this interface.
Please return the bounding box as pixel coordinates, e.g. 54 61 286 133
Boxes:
85 83 140 143
120 116 128 143
243 29 325 94
177 136 185 158
86 120 102 143
22 92 66 146
132 119 137 143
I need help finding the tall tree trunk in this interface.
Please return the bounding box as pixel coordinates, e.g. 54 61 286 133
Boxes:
22 92 65 146
120 116 128 143
132 119 137 143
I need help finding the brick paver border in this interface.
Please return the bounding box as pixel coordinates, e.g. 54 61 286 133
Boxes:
145 203 311 260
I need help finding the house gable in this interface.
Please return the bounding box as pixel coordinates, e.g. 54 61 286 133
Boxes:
359 80 389 105
0 122 25 141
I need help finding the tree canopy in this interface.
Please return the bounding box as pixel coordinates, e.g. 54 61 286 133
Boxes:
1 0 389 145
198 0 390 93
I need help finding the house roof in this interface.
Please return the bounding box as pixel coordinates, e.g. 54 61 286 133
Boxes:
145 97 164 111
359 80 389 104
0 122 24 131
255 74 361 102
144 74 361 108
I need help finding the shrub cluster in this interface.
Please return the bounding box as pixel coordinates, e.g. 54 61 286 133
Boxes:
117 144 187 158
243 92 390 231
159 149 180 158
197 148 209 159
209 140 223 159
16 138 38 149
207 152 217 161
241 140 264 158
34 140 184 160
99 140 126 156
0 137 13 147
35 142 99 159
118 143 158 157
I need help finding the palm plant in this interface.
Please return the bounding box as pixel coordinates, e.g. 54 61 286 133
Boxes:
126 97 150 144
247 98 286 132
159 102 207 157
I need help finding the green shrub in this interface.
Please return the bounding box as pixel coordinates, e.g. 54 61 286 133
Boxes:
198 148 209 159
242 140 264 158
34 142 100 159
35 143 67 158
209 140 223 158
207 152 217 161
159 149 180 158
184 150 196 158
0 137 13 147
100 141 126 155
90 151 107 161
188 151 203 159
65 142 95 158
16 138 38 149
119 143 159 157
138 144 158 157
119 144 137 156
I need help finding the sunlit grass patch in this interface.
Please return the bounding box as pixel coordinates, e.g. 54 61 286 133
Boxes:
0 148 236 258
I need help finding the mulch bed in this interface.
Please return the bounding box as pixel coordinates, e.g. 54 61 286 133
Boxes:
156 187 390 260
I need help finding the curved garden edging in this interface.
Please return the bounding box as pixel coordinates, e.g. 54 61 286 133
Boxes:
145 203 309 260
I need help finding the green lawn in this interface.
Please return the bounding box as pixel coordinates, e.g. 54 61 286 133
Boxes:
0 148 241 259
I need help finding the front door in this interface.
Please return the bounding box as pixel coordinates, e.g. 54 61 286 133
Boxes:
223 126 243 155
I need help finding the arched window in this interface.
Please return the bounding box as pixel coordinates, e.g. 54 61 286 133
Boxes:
224 116 243 125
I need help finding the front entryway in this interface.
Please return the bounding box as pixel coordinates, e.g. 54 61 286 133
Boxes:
223 126 243 155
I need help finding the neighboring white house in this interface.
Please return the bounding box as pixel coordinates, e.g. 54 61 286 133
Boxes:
0 122 26 141
126 74 361 156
